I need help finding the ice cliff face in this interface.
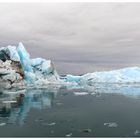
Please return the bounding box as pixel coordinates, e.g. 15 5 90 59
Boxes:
0 43 60 89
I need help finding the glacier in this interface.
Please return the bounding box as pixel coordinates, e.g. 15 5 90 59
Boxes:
1 42 140 89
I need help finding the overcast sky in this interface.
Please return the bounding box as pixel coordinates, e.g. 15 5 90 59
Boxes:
0 3 140 74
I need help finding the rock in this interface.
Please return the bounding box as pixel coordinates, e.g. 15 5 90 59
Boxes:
81 128 92 133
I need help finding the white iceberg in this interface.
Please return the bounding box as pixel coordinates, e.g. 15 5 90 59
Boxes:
65 67 140 85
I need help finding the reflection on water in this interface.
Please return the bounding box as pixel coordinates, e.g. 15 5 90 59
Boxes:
0 86 59 125
1 83 140 126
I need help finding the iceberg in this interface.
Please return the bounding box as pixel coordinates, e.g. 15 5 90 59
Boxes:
1 42 140 89
64 67 140 99
65 67 140 85
0 42 62 89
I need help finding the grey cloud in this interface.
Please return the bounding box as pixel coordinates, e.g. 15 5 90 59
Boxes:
0 3 140 74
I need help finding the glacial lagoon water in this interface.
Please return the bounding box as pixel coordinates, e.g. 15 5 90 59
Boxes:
0 84 140 137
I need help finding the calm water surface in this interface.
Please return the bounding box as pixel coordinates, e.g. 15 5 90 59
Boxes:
0 84 140 137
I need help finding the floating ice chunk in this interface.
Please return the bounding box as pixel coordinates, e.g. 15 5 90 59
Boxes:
0 123 6 126
66 133 72 137
104 122 118 128
46 122 56 126
73 92 89 96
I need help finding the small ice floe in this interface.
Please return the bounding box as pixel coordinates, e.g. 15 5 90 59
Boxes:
46 122 56 126
73 92 89 96
134 130 140 136
66 133 72 137
0 123 6 126
104 122 118 128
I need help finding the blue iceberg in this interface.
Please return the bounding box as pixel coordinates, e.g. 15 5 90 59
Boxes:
65 67 140 85
0 42 61 87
